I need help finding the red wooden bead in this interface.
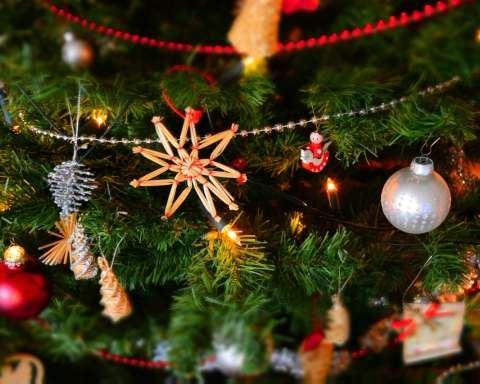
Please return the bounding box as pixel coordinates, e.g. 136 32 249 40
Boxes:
376 20 386 31
363 23 374 34
328 33 338 43
351 28 362 38
317 35 328 45
400 12 410 24
436 1 448 11
388 16 397 27
424 4 435 16
412 10 423 21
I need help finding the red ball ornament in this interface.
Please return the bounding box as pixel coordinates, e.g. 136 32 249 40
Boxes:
0 245 51 319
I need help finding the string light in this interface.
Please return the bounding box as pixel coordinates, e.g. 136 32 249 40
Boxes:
92 110 108 127
221 225 241 246
325 178 340 210
326 178 337 192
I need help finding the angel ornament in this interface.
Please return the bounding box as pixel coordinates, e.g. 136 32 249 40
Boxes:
300 132 332 173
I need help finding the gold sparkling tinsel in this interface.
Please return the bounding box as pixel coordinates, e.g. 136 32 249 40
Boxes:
98 256 132 322
228 0 281 59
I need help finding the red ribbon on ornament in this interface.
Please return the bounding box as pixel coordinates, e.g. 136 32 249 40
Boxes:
162 65 216 124
391 303 453 341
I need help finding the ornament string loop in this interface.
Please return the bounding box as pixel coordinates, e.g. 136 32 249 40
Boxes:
420 136 441 157
161 65 216 123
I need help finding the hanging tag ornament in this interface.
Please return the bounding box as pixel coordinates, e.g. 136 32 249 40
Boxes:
393 302 465 364
300 132 331 173
381 156 451 234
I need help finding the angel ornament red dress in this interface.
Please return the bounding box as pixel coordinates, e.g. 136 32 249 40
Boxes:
300 132 331 173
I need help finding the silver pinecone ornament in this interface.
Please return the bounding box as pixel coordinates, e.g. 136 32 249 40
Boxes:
48 160 97 218
70 221 98 279
381 157 451 234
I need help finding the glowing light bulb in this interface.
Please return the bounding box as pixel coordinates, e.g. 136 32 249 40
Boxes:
326 178 337 192
92 110 108 127
222 225 241 245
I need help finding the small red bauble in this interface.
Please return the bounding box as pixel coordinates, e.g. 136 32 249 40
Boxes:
0 246 51 319
232 157 248 170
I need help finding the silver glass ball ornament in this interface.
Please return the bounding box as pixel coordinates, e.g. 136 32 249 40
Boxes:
62 32 93 69
381 156 451 234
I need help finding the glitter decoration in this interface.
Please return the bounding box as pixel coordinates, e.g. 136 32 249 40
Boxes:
381 157 451 234
70 221 98 280
270 348 303 378
48 160 97 218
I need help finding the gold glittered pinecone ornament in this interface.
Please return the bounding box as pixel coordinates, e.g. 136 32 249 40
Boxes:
299 332 333 384
39 214 97 280
324 295 350 346
70 221 97 279
228 0 282 59
98 256 132 322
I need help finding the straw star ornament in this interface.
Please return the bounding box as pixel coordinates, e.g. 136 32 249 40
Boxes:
130 108 245 222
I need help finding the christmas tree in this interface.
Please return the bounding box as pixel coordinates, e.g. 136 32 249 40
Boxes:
1 0 480 383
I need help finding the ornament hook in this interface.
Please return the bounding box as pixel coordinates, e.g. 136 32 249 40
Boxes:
420 136 440 157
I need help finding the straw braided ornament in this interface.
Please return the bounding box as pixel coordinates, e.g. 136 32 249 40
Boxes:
130 108 245 222
98 256 132 322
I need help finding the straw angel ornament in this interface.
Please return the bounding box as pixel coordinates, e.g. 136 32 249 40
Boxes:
130 108 246 222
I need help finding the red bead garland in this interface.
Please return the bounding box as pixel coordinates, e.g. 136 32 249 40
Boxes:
43 0 469 55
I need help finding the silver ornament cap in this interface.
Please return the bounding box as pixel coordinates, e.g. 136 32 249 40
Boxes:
381 156 451 234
